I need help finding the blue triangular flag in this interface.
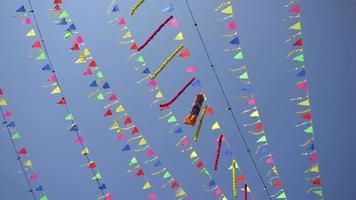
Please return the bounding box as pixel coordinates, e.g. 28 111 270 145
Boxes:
70 125 78 131
35 185 44 191
161 4 174 12
174 127 183 134
57 18 67 25
112 5 119 12
7 122 16 127
224 149 233 156
99 183 107 190
191 79 201 87
154 159 162 167
297 70 306 77
42 64 51 71
208 180 216 187
242 86 253 92
103 82 110 89
306 143 315 151
230 36 240 45
122 144 130 151
142 68 150 74
89 81 98 87
16 5 26 13
68 23 76 31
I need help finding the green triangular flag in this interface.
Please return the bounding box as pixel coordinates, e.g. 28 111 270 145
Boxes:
96 71 104 79
136 56 145 63
58 10 69 18
64 31 73 39
129 157 138 166
168 116 177 123
293 54 304 62
96 93 105 101
163 171 171 179
257 136 267 143
234 52 244 60
36 52 46 60
65 113 74 121
313 190 323 197
92 172 102 180
239 72 249 79
12 131 21 140
277 191 287 199
304 126 313 134
39 195 48 200
204 169 210 176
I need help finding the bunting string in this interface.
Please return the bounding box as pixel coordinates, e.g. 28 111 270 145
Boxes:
47 1 189 199
16 2 111 199
0 87 48 200
159 77 196 108
283 0 324 198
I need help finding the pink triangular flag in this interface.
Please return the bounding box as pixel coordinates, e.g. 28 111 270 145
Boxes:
168 18 179 27
83 68 92 76
214 188 222 196
186 66 196 73
118 18 126 25
226 22 236 30
75 136 84 143
309 154 318 161
289 5 300 13
74 36 84 44
266 157 274 164
30 173 38 181
4 111 12 117
247 98 256 105
104 194 112 200
148 80 157 86
117 134 125 141
47 74 56 82
298 82 308 90
109 94 118 101
181 137 190 145
146 149 155 157
148 193 157 199
22 17 31 25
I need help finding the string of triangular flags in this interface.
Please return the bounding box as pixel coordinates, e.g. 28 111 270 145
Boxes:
283 0 323 198
108 1 256 199
212 1 290 199
48 1 189 199
15 4 112 200
0 87 48 200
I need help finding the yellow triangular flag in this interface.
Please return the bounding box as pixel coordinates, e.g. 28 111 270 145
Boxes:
272 166 279 176
115 105 125 112
190 151 198 159
308 164 319 173
75 55 86 64
221 196 228 200
50 86 61 94
250 110 259 117
174 32 184 41
142 181 151 190
26 29 36 37
176 188 186 197
289 22 301 30
81 148 90 155
155 91 163 99
221 5 233 14
82 48 90 56
211 121 220 130
297 99 310 106
138 138 147 145
109 122 120 130
0 98 7 106
24 160 33 167
123 31 132 38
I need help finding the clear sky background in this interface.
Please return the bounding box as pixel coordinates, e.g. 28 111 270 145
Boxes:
1 0 356 199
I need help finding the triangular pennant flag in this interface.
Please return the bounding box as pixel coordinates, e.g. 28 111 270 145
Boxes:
57 18 67 25
257 136 267 143
154 159 162 167
75 136 84 143
18 148 27 155
136 56 145 63
289 22 301 30
81 148 90 155
148 193 157 199
313 190 323 197
104 109 113 117
109 94 118 101
250 110 259 117
142 181 151 190
180 49 190 58
89 80 98 87
190 151 198 159
174 32 184 41
239 72 249 79
174 127 183 134
171 181 179 189
146 149 155 157
168 116 177 123
24 160 33 167
293 54 304 62
58 10 69 18
186 66 196 73
26 29 36 37
51 86 61 94
96 93 105 101
123 31 132 39
142 68 150 74
0 98 7 106
16 5 26 12
234 52 244 60
39 196 48 200
57 98 66 105
83 68 92 76
7 121 16 127
211 121 220 130
115 105 125 112
293 39 303 46
162 4 174 12
129 157 138 166
136 169 144 176
138 138 147 145
176 188 186 197
230 36 240 45
131 127 139 134
112 5 119 12
99 184 107 190
277 191 287 199
42 64 51 71
36 52 46 60
124 117 133 125
304 126 314 134
65 113 74 121
12 131 21 140
297 69 306 77
35 186 44 191
163 171 171 179
191 79 201 87
118 18 126 25
297 99 310 106
103 82 110 89
74 36 84 44
88 60 97 67
109 122 120 130
70 125 78 131
289 5 301 13
96 71 104 79
70 43 80 51
122 144 130 151
67 23 76 31
155 91 163 99
88 161 96 169
226 22 237 30
92 172 102 180
32 41 41 48
221 5 233 14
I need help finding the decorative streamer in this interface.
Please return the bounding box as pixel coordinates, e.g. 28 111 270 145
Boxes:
15 3 112 199
231 160 237 198
109 1 255 198
184 93 205 126
214 135 224 171
283 1 324 198
151 44 184 80
0 87 48 200
193 105 208 142
48 1 188 199
159 77 196 108
244 184 248 200
137 15 174 52
130 0 145 16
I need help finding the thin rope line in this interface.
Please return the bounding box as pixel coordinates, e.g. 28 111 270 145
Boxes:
184 0 272 198
26 0 105 195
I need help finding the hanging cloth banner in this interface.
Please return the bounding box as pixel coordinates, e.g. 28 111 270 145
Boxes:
48 1 188 199
283 0 324 198
0 87 49 200
108 1 254 199
16 4 112 200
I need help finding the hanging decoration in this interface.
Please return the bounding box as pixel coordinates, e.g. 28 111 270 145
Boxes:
283 1 324 198
108 1 254 198
0 87 49 200
16 3 112 200
184 93 205 126
48 1 188 199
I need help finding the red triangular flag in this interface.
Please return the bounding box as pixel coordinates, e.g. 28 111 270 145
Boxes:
273 180 282 187
53 0 62 3
88 60 97 68
88 161 97 169
254 123 263 131
124 117 132 125
70 43 80 51
312 178 321 185
179 49 190 58
0 88 3 95
104 109 113 117
83 68 92 76
171 181 179 189
136 169 144 176
301 113 312 120
57 98 67 105
131 127 139 134
130 43 138 51
293 39 303 46
52 4 61 11
196 161 204 168
32 41 42 48
18 148 27 155
236 175 245 182
205 107 214 115
109 94 117 101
